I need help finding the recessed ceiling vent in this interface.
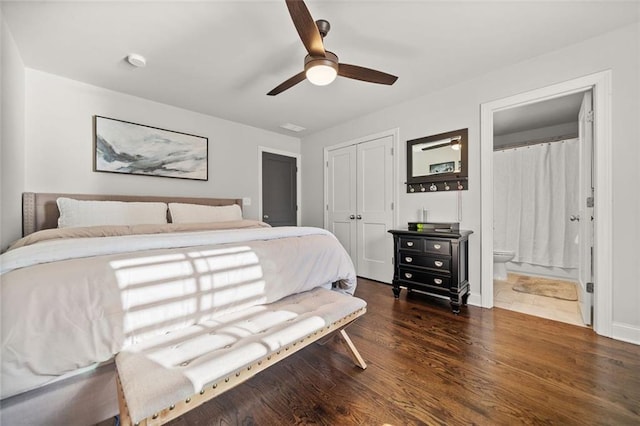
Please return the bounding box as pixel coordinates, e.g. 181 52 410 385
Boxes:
280 123 306 132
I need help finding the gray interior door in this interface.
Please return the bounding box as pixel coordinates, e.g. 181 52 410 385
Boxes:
262 152 297 226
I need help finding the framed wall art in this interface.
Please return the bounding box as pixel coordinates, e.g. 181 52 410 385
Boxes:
94 116 208 181
429 161 455 174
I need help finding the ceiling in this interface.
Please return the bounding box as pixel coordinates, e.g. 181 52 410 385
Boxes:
493 91 585 136
2 1 638 137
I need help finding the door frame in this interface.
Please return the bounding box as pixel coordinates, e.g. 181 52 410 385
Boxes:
258 146 301 226
480 71 613 337
577 90 594 325
323 128 400 231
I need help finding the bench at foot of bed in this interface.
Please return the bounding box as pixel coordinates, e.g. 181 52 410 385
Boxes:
115 287 367 426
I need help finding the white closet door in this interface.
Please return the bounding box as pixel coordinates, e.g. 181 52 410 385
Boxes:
327 145 357 260
326 135 394 283
356 136 394 283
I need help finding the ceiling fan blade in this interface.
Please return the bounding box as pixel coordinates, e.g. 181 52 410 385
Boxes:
338 63 398 85
285 0 325 57
267 71 307 96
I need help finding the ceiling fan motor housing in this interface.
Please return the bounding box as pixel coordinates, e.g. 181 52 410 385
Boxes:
304 51 339 72
315 19 331 38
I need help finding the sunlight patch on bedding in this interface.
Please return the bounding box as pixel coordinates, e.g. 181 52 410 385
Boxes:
197 265 264 291
199 281 267 312
123 279 198 308
123 299 198 334
189 246 259 273
112 247 268 338
113 258 195 287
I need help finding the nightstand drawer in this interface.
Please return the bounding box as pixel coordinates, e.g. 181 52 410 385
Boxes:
398 269 450 289
399 237 423 251
398 252 450 272
424 239 450 255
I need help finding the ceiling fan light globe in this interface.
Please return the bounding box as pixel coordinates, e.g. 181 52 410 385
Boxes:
306 64 337 86
304 53 339 86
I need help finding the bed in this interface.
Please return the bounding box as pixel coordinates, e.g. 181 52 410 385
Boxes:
0 192 358 425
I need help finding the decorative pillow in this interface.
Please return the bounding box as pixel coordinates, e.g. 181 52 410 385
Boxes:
57 198 168 228
168 203 242 224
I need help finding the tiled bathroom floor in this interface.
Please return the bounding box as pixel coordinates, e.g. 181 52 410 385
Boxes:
493 273 586 327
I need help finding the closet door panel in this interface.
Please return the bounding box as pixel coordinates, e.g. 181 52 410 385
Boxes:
356 135 394 283
327 145 357 259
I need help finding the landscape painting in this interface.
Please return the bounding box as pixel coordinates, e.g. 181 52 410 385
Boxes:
94 116 208 181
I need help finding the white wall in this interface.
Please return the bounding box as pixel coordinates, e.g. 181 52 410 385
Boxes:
22 69 300 227
1 11 26 251
301 23 640 337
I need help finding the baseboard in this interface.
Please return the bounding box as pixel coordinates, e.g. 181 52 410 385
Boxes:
612 321 640 346
468 292 482 307
506 263 578 281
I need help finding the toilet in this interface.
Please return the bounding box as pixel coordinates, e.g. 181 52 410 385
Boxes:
493 250 515 280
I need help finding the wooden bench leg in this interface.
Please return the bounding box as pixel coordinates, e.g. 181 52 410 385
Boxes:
116 373 134 426
339 329 367 369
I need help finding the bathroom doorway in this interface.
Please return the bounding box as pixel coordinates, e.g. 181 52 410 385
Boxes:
491 91 589 327
479 72 614 337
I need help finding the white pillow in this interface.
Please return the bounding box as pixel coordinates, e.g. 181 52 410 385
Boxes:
168 203 242 224
57 197 168 228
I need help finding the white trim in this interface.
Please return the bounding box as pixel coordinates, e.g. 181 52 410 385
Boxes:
323 128 400 230
257 146 302 226
480 70 613 337
612 322 640 346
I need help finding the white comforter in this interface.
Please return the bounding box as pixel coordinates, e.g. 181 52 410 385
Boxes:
0 226 356 399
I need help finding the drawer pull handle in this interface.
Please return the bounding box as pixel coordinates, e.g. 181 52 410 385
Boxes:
434 261 444 267
434 278 443 285
405 257 413 263
433 244 441 250
406 241 414 247
404 273 413 279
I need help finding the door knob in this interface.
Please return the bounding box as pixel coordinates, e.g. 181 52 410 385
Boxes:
263 214 269 220
569 215 580 222
349 215 356 220
356 215 362 220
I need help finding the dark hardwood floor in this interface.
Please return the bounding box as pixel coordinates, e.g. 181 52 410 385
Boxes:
158 278 640 425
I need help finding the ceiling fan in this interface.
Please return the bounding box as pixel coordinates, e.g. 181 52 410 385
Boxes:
267 0 398 96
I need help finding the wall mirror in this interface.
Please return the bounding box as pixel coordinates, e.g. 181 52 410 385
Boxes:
406 128 468 192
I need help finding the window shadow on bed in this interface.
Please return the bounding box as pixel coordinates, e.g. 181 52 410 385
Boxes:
109 245 272 345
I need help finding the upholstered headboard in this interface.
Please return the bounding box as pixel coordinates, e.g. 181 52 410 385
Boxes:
22 192 243 236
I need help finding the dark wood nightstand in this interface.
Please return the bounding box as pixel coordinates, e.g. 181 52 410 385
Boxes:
389 229 472 314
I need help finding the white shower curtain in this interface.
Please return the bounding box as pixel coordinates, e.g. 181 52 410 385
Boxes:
493 138 579 268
